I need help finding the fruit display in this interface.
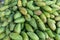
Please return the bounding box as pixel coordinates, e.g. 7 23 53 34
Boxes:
0 0 60 40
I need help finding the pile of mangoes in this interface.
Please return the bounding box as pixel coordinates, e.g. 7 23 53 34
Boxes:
0 0 60 40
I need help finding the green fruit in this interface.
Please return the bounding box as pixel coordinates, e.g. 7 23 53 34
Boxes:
21 31 29 40
28 18 38 30
3 36 10 40
14 23 21 34
46 28 55 38
10 33 23 40
27 32 39 40
14 11 21 19
48 19 56 31
33 15 46 31
55 16 60 21
0 27 5 34
36 30 45 40
40 13 47 23
56 28 60 34
14 17 25 23
27 1 40 10
57 22 60 27
25 23 34 32
42 6 52 13
55 34 60 40
0 33 5 39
